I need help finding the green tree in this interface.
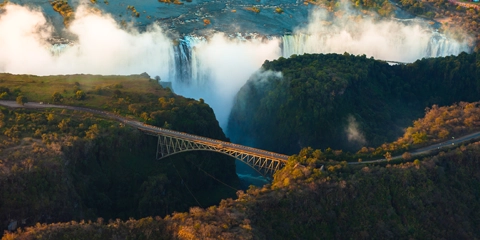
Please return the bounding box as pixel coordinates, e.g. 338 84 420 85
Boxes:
47 113 55 122
58 118 70 132
402 152 412 161
0 92 8 100
140 112 149 121
75 90 86 100
16 95 27 105
85 124 99 139
412 132 427 144
384 151 392 161
0 111 5 128
413 159 421 166
52 92 63 103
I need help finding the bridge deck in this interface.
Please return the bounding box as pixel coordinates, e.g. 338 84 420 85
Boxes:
0 100 289 170
136 124 289 162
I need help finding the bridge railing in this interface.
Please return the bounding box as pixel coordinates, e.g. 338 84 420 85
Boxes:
0 100 289 161
136 124 289 161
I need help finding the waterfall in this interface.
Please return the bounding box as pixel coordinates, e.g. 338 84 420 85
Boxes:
170 31 470 90
281 33 309 58
50 44 70 56
172 35 208 86
47 30 470 86
171 33 271 89
426 32 470 58
281 31 471 62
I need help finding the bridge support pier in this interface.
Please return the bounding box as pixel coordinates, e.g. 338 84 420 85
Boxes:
156 136 161 160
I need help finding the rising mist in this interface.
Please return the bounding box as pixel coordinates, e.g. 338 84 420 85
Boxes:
0 4 173 76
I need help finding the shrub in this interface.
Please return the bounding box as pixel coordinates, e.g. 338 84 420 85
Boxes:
75 90 86 100
16 95 27 105
245 6 260 13
52 92 64 103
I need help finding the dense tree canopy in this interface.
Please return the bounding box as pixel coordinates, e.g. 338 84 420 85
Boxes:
227 52 480 154
6 135 480 239
0 78 239 233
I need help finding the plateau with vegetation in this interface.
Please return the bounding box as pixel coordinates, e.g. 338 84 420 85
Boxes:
0 73 239 235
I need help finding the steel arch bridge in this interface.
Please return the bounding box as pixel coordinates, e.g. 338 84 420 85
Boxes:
0 100 289 175
136 125 289 175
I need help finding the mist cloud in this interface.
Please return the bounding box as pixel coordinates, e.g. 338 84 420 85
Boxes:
0 4 53 73
0 4 173 76
250 70 283 85
346 115 366 146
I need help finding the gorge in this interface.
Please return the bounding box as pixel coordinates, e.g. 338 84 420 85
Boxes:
2 1 480 237
0 2 472 184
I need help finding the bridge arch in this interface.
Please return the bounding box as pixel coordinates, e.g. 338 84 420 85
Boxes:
0 100 289 175
154 134 288 176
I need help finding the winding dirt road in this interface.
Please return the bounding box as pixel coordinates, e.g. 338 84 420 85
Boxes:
349 131 480 165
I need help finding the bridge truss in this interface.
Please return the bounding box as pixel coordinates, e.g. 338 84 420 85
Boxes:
154 135 288 176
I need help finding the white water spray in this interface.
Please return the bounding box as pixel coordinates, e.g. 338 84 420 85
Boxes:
0 4 174 76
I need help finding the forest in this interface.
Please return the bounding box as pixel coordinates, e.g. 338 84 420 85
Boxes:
0 74 239 234
4 112 480 239
227 52 480 155
1 56 480 239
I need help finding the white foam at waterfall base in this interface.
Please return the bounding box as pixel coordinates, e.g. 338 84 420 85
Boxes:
50 44 70 56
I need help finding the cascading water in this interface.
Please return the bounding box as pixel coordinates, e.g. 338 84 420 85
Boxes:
47 27 470 92
170 31 470 90
171 33 274 89
281 31 470 62
426 32 470 58
172 35 208 86
50 44 70 56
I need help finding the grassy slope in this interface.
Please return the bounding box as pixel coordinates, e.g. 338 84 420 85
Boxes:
0 73 164 108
